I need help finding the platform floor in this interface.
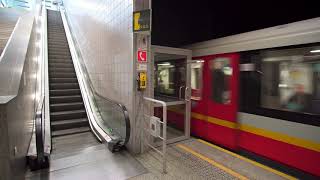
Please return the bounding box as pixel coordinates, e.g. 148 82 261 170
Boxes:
26 132 147 180
130 138 297 180
26 135 299 180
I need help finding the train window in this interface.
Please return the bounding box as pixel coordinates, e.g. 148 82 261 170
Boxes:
210 58 232 104
155 61 186 97
191 60 203 100
261 46 320 115
155 62 176 95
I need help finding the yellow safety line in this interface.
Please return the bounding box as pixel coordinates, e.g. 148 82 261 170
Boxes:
197 139 298 180
177 144 249 180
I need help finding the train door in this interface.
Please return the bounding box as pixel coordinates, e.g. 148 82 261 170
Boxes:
204 53 240 149
151 45 192 144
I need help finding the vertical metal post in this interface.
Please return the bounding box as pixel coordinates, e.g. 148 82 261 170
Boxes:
162 104 167 174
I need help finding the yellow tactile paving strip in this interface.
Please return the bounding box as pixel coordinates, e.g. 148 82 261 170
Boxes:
197 139 298 180
176 139 298 180
131 138 299 180
177 144 249 180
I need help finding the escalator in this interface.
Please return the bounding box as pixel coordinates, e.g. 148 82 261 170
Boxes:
48 10 90 137
27 8 131 171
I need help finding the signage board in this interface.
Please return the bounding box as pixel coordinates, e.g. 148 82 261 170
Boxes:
139 72 147 89
137 63 147 71
137 50 147 62
133 9 151 32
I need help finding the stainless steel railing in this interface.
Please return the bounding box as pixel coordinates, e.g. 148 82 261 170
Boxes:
143 97 167 174
27 4 50 170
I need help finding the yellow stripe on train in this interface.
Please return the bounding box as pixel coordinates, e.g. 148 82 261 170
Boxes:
166 106 320 153
239 124 320 153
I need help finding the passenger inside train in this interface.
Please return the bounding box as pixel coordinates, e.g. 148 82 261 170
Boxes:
260 46 320 114
210 59 231 104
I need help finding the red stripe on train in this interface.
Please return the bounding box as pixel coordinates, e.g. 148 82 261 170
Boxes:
239 131 320 176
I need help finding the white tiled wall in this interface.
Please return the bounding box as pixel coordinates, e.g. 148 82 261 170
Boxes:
63 0 137 151
63 0 134 117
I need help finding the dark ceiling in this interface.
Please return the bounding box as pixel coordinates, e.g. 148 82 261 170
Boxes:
151 0 320 47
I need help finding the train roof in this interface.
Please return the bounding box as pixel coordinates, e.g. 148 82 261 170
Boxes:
185 17 320 57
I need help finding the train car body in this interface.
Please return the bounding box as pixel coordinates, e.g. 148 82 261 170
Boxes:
182 18 320 176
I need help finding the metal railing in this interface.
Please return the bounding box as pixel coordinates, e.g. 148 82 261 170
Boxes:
42 2 51 155
143 97 167 174
27 4 50 170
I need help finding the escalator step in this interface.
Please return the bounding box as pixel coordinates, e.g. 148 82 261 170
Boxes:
48 37 68 41
48 47 70 51
48 42 68 45
50 102 84 112
49 72 77 78
50 109 87 121
49 89 81 97
52 127 90 137
48 44 70 49
49 63 74 68
48 41 68 45
50 88 80 96
49 59 73 63
48 32 65 34
49 55 72 59
48 30 64 32
49 50 70 53
48 43 69 47
50 83 79 90
48 30 65 32
51 118 89 131
48 38 67 42
50 95 82 104
49 67 75 73
48 44 70 48
49 78 78 83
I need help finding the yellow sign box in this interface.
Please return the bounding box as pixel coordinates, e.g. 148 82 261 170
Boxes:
139 72 147 89
134 12 141 31
133 9 151 32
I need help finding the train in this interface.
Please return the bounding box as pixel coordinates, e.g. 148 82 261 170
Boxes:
156 17 320 177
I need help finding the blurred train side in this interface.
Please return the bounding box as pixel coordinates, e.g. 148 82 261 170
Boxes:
186 18 320 176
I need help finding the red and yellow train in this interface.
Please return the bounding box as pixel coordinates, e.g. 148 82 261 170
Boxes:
156 18 320 177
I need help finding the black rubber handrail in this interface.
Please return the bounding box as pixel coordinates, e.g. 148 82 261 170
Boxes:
35 95 45 166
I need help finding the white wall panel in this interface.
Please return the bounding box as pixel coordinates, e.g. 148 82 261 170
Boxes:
63 0 135 151
63 0 134 121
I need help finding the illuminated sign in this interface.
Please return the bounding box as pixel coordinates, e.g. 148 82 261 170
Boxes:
133 9 151 32
137 50 147 62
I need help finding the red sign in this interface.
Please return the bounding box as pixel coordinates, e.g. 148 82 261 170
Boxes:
137 50 147 62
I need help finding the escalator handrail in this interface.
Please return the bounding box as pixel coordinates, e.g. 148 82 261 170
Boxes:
59 7 130 147
94 93 131 145
35 95 45 164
